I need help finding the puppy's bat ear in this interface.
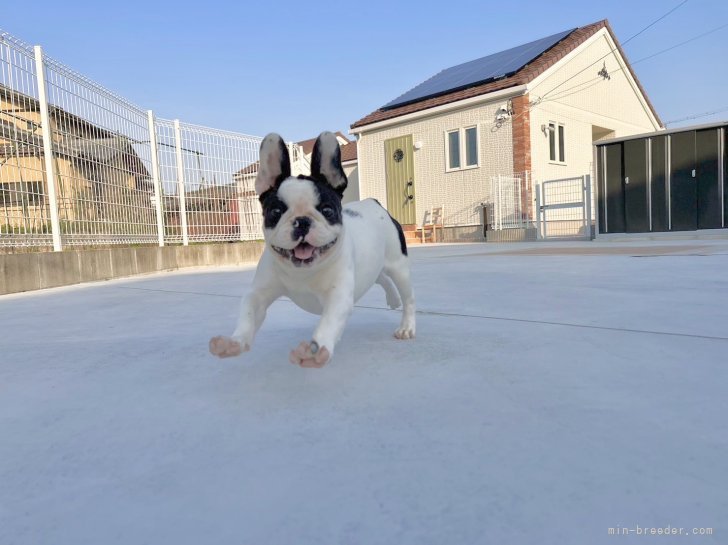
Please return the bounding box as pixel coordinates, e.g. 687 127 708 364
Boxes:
255 133 291 195
310 131 348 197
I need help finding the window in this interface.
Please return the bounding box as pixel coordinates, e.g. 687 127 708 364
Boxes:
446 126 479 171
447 130 461 169
549 122 566 163
0 182 45 207
465 127 478 167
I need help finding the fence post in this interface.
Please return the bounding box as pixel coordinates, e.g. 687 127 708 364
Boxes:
173 119 189 246
287 142 296 175
525 171 531 222
584 174 593 240
495 174 503 231
33 46 62 252
147 111 165 247
541 183 548 239
236 185 246 242
515 175 522 227
535 182 542 240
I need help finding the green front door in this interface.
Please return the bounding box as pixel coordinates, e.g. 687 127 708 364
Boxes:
384 135 416 224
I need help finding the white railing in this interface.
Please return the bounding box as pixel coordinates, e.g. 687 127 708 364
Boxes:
1 29 266 252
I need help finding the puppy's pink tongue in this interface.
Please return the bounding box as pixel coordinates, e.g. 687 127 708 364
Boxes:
294 243 315 260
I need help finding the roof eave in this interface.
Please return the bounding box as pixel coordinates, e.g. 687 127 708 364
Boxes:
350 19 662 131
350 84 528 133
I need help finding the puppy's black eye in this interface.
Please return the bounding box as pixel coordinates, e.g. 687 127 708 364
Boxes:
320 206 335 219
269 207 282 220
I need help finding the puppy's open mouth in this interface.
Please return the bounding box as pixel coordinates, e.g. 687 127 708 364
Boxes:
272 238 338 266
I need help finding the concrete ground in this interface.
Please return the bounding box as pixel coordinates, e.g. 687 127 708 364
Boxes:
1 239 727 545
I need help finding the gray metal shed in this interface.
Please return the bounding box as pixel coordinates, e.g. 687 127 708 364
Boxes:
595 122 727 234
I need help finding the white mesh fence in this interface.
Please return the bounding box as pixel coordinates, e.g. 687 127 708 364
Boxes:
1 33 51 247
488 172 531 230
1 29 265 252
157 120 263 244
442 170 534 230
42 54 158 247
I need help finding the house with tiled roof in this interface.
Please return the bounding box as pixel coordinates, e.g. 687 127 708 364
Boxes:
1 84 154 236
350 19 662 240
295 132 359 203
234 131 359 203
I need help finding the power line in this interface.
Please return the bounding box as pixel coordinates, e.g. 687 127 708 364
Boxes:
632 21 728 63
533 20 728 110
619 0 689 46
664 106 728 125
493 4 719 131
530 0 689 101
541 78 604 102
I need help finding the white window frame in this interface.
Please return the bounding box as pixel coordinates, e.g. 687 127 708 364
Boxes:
548 121 567 165
445 125 480 172
445 129 461 171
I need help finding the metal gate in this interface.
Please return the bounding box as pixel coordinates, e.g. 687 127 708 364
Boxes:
536 175 593 240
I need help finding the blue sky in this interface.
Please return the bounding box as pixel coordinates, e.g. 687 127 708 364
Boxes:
3 0 727 141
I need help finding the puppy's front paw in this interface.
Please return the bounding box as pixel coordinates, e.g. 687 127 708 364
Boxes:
394 326 416 340
209 336 249 358
289 341 331 368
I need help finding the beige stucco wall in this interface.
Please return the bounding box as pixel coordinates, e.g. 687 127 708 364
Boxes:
354 100 515 226
342 163 360 204
0 155 49 229
528 28 661 196
0 96 42 128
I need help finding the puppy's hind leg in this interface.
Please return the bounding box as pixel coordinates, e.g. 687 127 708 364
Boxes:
377 272 401 310
384 260 416 340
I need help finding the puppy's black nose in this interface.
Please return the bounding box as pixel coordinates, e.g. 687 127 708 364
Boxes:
292 216 311 239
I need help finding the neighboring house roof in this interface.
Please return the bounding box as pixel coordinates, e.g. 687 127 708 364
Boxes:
163 185 241 212
185 184 238 200
296 131 350 155
0 84 152 181
351 20 662 129
340 140 357 163
233 131 357 179
235 161 260 177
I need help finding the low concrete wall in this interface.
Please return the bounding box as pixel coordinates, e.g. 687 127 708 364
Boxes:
0 242 264 295
485 228 538 243
442 225 486 243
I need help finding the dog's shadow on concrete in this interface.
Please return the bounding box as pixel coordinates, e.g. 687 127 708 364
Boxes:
207 316 416 403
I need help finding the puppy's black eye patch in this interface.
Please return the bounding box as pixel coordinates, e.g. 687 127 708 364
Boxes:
315 190 342 225
269 207 283 221
320 205 335 220
261 192 288 229
299 178 342 226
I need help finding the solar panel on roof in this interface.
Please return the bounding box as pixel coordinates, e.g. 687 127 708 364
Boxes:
382 28 576 110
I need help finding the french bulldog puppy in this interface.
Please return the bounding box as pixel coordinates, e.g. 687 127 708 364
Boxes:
210 131 415 367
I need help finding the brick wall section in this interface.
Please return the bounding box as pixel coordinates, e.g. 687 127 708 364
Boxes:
511 93 533 220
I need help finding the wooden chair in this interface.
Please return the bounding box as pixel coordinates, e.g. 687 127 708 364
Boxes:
421 206 444 243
